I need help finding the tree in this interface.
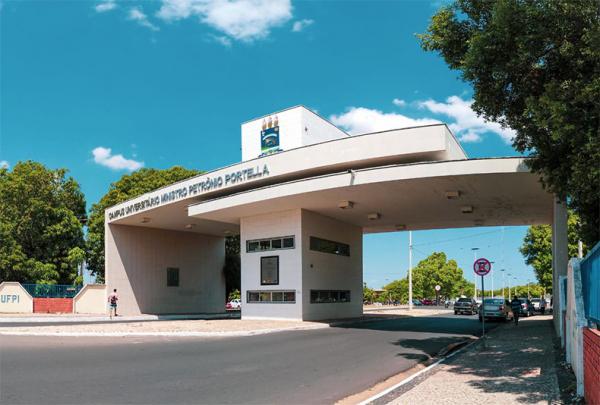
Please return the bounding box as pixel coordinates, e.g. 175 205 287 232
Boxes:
520 212 586 293
382 252 474 303
411 252 470 299
363 282 376 303
86 166 201 281
0 161 86 284
224 235 241 300
419 0 600 245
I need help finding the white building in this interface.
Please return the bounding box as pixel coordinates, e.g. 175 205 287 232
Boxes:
105 106 567 321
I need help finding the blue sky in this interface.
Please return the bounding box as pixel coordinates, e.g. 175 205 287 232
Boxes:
1 0 536 290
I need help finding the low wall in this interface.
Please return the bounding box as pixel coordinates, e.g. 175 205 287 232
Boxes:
565 259 586 395
0 282 33 313
74 284 107 314
33 298 73 313
584 327 600 405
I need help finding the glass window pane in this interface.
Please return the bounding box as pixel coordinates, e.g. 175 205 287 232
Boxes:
259 240 271 251
247 241 259 252
248 292 259 302
259 292 271 302
271 239 282 249
284 292 295 302
283 237 294 248
272 292 284 302
261 256 279 285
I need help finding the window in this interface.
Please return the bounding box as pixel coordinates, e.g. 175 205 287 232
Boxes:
247 290 296 303
261 256 279 285
309 237 350 256
246 236 295 253
310 290 351 304
167 267 179 287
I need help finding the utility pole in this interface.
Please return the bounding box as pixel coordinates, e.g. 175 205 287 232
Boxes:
508 273 512 300
408 231 413 311
471 247 479 299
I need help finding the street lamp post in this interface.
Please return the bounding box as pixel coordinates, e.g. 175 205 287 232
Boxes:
471 247 479 299
408 231 413 311
507 273 512 300
501 269 506 299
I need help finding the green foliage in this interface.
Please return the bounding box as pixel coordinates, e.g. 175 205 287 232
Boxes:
86 166 201 281
362 282 376 303
381 252 475 303
0 161 86 283
227 289 241 301
520 212 586 293
224 235 241 299
420 0 600 245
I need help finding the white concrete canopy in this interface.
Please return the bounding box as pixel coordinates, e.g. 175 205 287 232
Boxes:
188 157 553 233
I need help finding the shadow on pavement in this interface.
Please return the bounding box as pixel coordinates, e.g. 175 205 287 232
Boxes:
433 317 559 404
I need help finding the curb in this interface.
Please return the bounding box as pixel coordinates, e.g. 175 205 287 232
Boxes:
355 337 480 405
0 313 239 324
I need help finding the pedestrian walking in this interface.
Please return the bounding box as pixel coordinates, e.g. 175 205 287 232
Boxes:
108 289 119 319
510 297 521 326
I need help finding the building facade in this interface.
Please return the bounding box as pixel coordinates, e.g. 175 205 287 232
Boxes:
105 106 563 320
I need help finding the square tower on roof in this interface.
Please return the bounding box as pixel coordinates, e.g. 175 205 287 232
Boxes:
241 106 348 161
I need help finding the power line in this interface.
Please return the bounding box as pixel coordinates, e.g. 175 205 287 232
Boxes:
412 229 503 247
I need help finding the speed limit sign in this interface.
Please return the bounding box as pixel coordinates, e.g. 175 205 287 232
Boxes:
473 258 491 276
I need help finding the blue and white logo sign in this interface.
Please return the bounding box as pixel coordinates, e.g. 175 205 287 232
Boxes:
260 115 280 156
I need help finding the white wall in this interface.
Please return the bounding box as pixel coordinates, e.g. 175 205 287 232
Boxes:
0 282 33 313
566 258 587 396
240 209 303 320
105 224 225 315
241 106 347 162
301 108 348 146
73 284 107 314
301 210 363 321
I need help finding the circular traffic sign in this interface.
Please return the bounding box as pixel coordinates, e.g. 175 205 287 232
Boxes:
435 285 441 291
473 258 492 276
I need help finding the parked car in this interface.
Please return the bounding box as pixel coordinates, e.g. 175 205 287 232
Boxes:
517 298 534 317
478 298 513 322
530 298 547 314
421 298 434 306
454 297 478 315
226 299 241 310
412 299 423 306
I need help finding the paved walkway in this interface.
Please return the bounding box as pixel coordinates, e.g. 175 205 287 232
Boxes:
389 315 560 405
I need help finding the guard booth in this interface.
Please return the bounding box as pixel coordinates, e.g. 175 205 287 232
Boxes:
104 106 567 323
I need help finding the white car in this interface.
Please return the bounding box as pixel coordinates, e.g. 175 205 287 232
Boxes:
226 299 241 310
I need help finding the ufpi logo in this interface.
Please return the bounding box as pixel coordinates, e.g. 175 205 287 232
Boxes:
260 115 281 156
0 294 20 303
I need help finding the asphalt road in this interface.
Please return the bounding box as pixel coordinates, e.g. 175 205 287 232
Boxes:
0 313 496 404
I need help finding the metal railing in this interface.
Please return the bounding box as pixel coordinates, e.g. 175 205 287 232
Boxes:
22 284 83 298
581 241 600 324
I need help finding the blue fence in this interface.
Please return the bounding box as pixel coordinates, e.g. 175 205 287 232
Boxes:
22 284 83 298
581 241 600 324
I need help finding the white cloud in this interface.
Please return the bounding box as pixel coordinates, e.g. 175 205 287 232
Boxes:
418 96 515 143
0 160 9 169
292 18 313 32
330 107 440 135
156 0 292 42
392 98 406 107
129 7 160 31
92 147 144 171
95 1 117 13
211 34 232 47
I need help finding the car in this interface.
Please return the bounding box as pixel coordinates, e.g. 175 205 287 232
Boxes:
421 298 434 306
412 299 423 306
226 299 241 310
479 298 513 322
530 298 547 314
516 298 534 317
454 297 478 315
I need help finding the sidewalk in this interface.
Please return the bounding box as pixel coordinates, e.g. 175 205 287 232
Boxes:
387 315 561 405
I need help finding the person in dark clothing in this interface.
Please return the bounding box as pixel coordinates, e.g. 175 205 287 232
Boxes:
510 297 521 325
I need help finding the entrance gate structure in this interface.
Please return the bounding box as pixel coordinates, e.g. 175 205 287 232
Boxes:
104 106 567 330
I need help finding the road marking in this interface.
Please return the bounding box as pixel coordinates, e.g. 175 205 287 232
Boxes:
357 339 479 405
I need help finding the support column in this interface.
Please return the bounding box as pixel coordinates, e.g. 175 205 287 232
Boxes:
552 198 568 335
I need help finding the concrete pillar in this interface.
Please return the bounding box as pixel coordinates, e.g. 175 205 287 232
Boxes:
552 198 568 334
